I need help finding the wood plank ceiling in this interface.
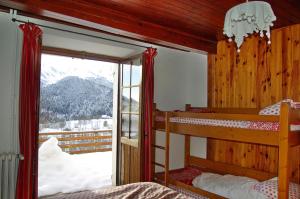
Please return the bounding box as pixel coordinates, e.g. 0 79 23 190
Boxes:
0 0 300 53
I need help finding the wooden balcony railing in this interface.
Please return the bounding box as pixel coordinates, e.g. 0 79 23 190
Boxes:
39 129 112 154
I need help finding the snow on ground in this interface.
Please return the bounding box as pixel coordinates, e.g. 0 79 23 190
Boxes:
39 118 113 133
38 137 112 197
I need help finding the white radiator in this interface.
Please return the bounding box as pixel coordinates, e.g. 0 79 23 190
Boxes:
0 153 22 199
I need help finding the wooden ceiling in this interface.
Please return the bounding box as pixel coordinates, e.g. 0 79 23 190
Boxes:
1 0 300 53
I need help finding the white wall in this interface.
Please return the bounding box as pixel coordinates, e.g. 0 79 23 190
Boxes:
0 11 22 154
154 47 207 171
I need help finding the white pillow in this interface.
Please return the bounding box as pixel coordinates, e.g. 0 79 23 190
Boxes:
259 99 293 115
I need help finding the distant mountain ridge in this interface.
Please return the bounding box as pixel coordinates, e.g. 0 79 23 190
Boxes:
41 64 114 87
40 76 113 124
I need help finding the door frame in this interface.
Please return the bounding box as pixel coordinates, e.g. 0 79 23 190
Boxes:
117 54 144 184
38 47 124 187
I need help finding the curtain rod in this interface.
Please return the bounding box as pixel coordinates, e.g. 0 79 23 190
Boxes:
11 18 150 49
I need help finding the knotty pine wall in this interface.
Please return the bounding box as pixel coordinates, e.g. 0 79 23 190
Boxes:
207 24 300 183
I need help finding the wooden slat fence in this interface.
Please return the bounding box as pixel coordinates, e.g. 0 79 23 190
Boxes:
39 129 112 154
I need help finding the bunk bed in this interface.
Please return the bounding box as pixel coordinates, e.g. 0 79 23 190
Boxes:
152 102 300 199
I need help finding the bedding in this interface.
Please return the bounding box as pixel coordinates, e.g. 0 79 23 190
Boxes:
170 117 281 131
192 173 300 199
253 177 300 199
192 173 262 199
41 182 203 199
156 116 300 132
259 99 293 115
155 100 300 132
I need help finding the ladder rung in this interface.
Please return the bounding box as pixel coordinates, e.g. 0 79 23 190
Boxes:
152 144 165 150
152 161 165 168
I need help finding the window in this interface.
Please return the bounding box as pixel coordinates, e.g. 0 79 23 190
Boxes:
119 57 142 143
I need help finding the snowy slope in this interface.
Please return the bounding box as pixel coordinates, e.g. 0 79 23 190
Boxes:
38 137 112 197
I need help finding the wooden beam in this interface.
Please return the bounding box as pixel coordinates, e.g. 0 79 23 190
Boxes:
152 162 165 168
170 112 278 122
70 148 112 154
184 135 190 167
39 135 112 143
168 178 226 199
0 0 216 53
278 103 290 199
170 123 279 146
42 46 122 63
189 156 277 181
152 145 166 150
60 142 112 149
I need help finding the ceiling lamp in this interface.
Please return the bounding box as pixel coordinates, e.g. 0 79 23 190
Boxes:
223 1 276 52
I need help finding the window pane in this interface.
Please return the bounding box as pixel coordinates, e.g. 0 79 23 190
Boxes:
122 64 131 86
131 87 140 112
122 88 130 111
121 114 130 137
131 59 142 85
130 114 139 139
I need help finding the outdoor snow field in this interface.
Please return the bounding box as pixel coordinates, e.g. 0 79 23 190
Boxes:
38 137 112 197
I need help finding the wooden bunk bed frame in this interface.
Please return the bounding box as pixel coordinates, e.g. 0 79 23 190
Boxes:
152 102 300 199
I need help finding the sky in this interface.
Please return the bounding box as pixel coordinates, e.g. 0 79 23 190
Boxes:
41 54 116 84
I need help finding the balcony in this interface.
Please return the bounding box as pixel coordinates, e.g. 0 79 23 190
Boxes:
38 129 113 197
39 129 112 154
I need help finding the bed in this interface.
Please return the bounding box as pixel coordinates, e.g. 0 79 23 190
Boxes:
152 101 300 199
40 182 208 199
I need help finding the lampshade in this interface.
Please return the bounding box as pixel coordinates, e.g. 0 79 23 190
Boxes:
223 1 276 52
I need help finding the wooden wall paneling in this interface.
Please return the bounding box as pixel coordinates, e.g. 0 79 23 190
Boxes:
257 36 270 108
290 147 300 183
290 24 300 183
207 24 300 183
291 25 300 100
267 28 283 103
281 26 293 100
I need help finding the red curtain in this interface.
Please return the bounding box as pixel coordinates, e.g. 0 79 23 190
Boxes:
143 47 157 181
16 23 42 199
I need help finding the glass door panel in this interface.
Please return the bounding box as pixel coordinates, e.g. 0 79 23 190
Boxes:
119 56 143 144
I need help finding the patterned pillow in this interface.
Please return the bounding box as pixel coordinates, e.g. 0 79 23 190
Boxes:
253 178 300 199
259 99 293 115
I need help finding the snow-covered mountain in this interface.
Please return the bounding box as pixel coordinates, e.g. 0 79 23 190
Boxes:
40 54 117 124
40 76 113 124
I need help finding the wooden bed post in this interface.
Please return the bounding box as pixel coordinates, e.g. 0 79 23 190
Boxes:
165 112 170 186
184 104 191 167
278 102 290 199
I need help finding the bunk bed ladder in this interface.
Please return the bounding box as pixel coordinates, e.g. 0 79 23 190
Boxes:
151 105 169 186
